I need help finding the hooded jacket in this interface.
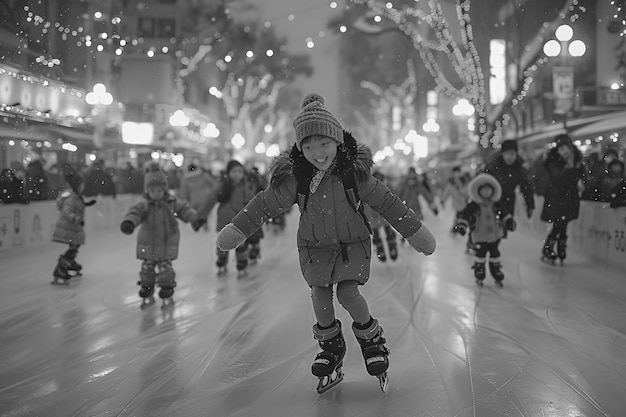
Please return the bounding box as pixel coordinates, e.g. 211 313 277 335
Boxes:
227 131 425 287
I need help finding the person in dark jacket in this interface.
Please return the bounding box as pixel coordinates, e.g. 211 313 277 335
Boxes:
84 159 116 198
483 140 534 227
598 159 624 202
1 167 29 204
26 159 49 201
212 93 436 393
540 134 585 265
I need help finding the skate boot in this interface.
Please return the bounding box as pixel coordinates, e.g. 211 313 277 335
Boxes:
138 285 155 309
312 320 346 394
541 237 557 265
237 269 249 278
140 296 155 309
375 243 386 262
557 236 567 265
66 259 83 276
161 297 175 310
51 256 72 285
388 242 398 261
217 266 228 276
489 261 504 288
353 318 390 392
472 262 486 286
159 286 175 310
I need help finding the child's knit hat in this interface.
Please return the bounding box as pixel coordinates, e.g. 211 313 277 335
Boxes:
144 161 168 191
293 93 343 150
63 165 84 194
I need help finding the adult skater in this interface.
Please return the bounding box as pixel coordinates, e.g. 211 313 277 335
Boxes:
50 165 96 284
120 162 197 310
540 134 585 265
214 93 436 393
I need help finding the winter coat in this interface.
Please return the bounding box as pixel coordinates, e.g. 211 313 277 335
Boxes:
540 147 585 223
228 131 424 288
610 179 626 208
179 170 218 211
52 188 86 245
123 193 196 261
396 174 435 219
456 174 511 244
484 155 534 215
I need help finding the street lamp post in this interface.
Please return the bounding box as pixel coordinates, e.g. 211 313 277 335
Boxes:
543 24 587 128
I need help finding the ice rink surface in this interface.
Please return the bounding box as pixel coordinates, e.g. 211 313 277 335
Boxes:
1 207 625 417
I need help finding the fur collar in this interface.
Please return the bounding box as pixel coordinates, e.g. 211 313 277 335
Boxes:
270 130 373 188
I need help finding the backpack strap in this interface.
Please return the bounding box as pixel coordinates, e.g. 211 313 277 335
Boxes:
341 170 372 235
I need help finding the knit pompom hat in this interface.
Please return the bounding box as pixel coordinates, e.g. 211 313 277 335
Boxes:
467 173 502 203
293 93 343 150
144 161 168 192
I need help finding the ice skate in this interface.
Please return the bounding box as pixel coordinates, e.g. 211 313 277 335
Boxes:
472 262 486 286
312 320 346 394
541 237 557 265
217 266 228 276
388 242 398 261
353 318 390 392
237 269 249 279
375 243 386 262
557 237 567 266
66 260 83 277
161 297 175 310
489 262 504 288
51 257 72 285
140 296 155 310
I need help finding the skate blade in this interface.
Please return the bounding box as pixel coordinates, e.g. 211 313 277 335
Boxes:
378 372 389 392
316 369 343 394
140 298 155 310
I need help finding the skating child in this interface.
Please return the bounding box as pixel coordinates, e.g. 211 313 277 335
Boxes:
120 162 196 310
440 166 469 236
192 160 265 277
454 173 516 287
214 93 436 393
51 166 96 285
365 170 399 262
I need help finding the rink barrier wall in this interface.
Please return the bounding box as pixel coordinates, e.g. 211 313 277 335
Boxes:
0 195 145 254
515 194 626 273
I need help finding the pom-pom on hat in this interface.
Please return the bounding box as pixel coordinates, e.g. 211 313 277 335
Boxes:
143 161 168 191
292 93 344 150
467 173 502 203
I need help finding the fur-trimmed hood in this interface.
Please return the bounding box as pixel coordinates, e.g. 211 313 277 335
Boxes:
468 173 502 203
270 130 373 187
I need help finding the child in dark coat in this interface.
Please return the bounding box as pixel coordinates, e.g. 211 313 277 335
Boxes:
51 166 96 284
120 162 196 310
455 173 515 287
214 93 436 393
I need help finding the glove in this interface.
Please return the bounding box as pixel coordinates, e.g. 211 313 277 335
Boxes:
406 223 436 256
505 218 517 232
454 223 467 236
79 220 85 226
216 223 246 251
120 220 135 235
85 199 97 207
191 218 207 232
526 208 534 219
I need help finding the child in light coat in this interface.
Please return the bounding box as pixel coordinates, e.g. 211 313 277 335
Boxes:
120 162 196 310
215 93 436 393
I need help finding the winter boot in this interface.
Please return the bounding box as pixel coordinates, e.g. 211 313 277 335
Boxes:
353 318 390 391
557 236 567 265
489 261 504 287
472 262 486 285
51 255 72 285
312 320 346 394
541 236 557 265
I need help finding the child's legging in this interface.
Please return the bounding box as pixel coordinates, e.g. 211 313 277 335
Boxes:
311 281 370 327
547 218 569 240
474 240 501 263
138 260 176 299
61 243 80 261
216 235 261 270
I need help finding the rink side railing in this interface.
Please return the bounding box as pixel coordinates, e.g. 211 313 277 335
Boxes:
515 193 626 273
1 194 625 272
0 194 144 255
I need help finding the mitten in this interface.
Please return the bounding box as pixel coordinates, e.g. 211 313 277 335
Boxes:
191 218 207 232
505 218 517 232
216 223 246 251
526 208 534 219
454 223 467 236
406 223 436 255
120 220 135 235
